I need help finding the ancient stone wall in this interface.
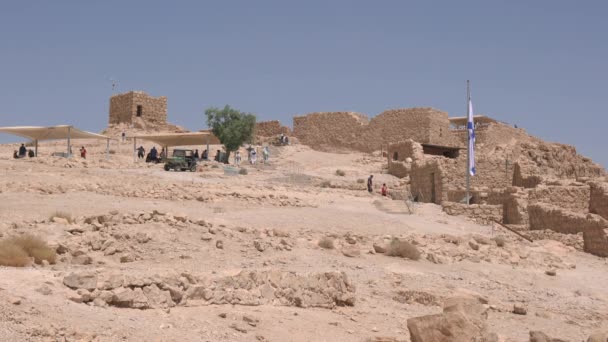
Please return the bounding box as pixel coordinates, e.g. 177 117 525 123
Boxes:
583 228 608 257
528 203 607 234
387 140 424 178
441 156 514 189
502 190 529 225
512 162 543 188
293 112 368 151
109 91 167 126
410 160 447 204
255 120 291 137
528 185 590 213
442 202 503 224
293 108 453 153
589 182 608 220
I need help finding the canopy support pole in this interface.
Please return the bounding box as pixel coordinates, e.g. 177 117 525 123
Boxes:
67 126 71 158
206 136 209 161
133 138 137 163
164 145 168 161
35 139 38 157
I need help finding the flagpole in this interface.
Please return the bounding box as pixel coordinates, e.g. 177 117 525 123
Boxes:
466 80 471 205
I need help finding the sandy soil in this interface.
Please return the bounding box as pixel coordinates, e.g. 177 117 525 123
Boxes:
0 139 607 342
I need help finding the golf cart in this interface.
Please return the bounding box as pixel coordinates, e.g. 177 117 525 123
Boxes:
164 149 197 172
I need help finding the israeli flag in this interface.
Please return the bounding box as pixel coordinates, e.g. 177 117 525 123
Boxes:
467 99 476 176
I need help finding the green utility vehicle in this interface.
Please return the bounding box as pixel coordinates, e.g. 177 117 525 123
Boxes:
164 149 197 172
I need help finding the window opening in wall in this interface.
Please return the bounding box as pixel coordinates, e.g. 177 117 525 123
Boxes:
393 152 399 161
136 105 143 117
440 128 443 137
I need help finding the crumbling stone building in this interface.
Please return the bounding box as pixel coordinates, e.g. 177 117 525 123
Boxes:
292 105 608 257
109 91 167 126
293 108 455 153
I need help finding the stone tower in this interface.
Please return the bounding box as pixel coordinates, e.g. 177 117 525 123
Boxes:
109 91 167 126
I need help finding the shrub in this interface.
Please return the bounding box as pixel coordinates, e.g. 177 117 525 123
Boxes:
0 235 56 266
239 168 248 175
108 149 117 155
318 237 335 249
0 242 30 267
50 211 74 224
335 169 346 177
494 235 506 247
387 238 421 260
356 178 365 184
320 180 332 188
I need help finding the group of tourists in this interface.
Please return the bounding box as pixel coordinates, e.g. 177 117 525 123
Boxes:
279 133 289 145
13 144 34 159
238 145 269 166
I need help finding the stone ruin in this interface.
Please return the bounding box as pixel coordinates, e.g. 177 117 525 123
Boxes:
105 91 187 135
109 91 167 127
292 108 455 153
291 108 608 257
255 120 291 138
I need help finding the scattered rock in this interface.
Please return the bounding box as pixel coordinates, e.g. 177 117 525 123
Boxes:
468 239 480 251
243 315 260 327
587 331 608 342
513 304 527 315
36 286 53 296
341 246 361 257
373 242 387 253
230 323 248 333
254 240 267 252
119 253 136 263
63 273 98 291
216 240 224 249
545 269 557 276
200 233 213 241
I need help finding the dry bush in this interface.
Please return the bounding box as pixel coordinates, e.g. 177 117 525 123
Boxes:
0 242 30 267
335 169 346 176
50 211 74 223
387 239 421 260
108 149 117 155
0 235 56 266
494 235 506 247
318 237 335 249
356 178 365 184
239 168 248 175
320 180 332 188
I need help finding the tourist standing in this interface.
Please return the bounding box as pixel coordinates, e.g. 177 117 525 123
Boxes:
235 150 241 166
262 146 269 163
250 147 257 165
381 183 388 197
80 146 87 159
137 146 145 159
367 175 374 193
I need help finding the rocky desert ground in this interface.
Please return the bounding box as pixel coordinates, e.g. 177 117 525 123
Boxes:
1 139 607 342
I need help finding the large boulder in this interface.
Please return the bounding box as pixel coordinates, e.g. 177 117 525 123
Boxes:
63 273 98 291
111 288 149 309
407 296 489 342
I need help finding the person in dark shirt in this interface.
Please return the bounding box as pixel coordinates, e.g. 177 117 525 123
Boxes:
18 144 27 157
367 175 373 193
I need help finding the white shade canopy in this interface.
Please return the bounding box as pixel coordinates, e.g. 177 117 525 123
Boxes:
0 125 110 141
129 132 217 147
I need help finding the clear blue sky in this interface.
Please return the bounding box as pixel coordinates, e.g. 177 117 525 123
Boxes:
1 1 606 167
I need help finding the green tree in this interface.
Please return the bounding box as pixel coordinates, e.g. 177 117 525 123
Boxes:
205 105 256 162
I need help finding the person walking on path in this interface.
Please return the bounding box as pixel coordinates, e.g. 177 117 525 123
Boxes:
262 146 269 164
367 175 374 193
137 146 145 159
